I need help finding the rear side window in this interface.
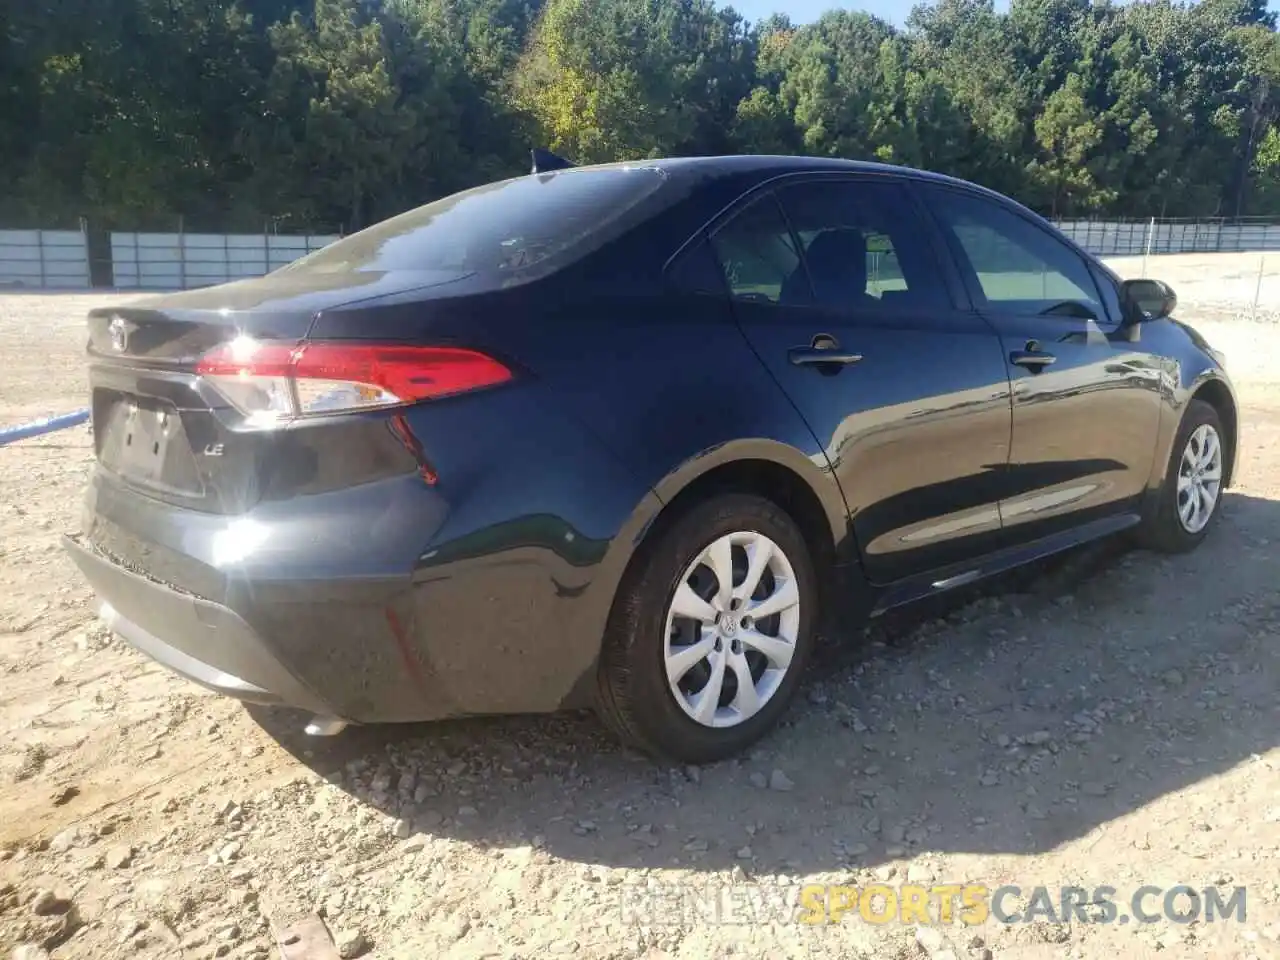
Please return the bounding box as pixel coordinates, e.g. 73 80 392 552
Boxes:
708 196 803 304
777 179 950 313
668 238 727 296
279 166 669 280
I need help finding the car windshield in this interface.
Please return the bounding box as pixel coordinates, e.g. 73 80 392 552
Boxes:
279 165 669 279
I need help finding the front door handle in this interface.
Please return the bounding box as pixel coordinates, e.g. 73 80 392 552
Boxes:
1010 349 1056 371
789 347 863 366
789 335 862 368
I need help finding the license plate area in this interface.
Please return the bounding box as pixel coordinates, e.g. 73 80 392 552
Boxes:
96 392 204 496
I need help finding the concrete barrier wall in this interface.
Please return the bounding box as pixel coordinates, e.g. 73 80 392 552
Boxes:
110 232 340 289
9 218 1280 292
0 230 91 288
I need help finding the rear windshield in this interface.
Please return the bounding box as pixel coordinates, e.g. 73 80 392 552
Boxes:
280 165 669 280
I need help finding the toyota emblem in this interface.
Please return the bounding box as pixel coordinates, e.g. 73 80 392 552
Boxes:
108 316 128 353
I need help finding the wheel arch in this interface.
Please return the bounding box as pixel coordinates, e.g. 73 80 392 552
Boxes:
1189 376 1238 488
560 439 851 709
565 439 851 718
589 441 852 663
1145 367 1240 501
650 457 841 572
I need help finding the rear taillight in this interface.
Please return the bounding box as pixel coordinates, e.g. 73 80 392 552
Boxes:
196 337 512 426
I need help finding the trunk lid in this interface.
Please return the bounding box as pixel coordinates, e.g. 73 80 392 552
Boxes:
85 268 470 513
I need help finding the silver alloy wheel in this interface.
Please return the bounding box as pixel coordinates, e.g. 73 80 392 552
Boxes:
662 530 801 729
1177 423 1223 534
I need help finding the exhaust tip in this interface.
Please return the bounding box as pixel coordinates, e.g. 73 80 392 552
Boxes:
304 716 349 736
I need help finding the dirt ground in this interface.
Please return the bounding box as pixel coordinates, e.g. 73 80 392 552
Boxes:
3 256 1280 960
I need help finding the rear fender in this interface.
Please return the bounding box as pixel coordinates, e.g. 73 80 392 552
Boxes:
556 438 852 709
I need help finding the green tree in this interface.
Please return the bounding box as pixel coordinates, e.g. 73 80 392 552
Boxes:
243 0 412 229
1027 72 1106 215
8 0 1280 230
513 0 752 163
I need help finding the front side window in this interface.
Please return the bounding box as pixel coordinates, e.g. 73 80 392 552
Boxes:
1091 263 1125 325
925 187 1104 319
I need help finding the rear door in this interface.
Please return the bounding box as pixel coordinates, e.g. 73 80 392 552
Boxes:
918 183 1163 538
709 175 1013 584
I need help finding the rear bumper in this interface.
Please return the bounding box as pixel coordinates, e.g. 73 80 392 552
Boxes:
63 534 340 717
64 370 664 725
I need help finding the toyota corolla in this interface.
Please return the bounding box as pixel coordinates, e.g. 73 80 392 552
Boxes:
64 154 1237 762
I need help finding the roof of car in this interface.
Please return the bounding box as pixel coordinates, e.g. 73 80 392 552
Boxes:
551 153 1026 214
642 153 1053 228
571 153 975 188
524 154 1065 255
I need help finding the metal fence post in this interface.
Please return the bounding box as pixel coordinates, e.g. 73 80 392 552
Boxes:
79 216 91 288
36 228 46 287
1254 253 1266 321
178 214 187 290
1142 217 1155 278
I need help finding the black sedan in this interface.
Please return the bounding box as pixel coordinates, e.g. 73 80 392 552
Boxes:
64 154 1238 762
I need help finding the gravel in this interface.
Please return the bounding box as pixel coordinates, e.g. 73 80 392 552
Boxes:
3 279 1280 959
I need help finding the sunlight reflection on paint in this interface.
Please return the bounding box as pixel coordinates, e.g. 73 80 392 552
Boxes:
211 518 269 567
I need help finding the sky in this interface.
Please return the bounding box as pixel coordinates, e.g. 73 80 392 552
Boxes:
729 0 1007 27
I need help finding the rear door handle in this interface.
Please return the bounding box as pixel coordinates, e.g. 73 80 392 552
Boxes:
1009 350 1056 371
788 347 863 367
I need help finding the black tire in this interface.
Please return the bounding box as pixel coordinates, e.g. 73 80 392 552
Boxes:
595 493 818 764
1136 398 1226 554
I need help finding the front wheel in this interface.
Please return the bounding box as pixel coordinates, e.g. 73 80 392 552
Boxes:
1137 398 1226 553
595 493 818 763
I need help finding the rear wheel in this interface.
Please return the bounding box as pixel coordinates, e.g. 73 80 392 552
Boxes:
1137 399 1226 553
595 493 818 763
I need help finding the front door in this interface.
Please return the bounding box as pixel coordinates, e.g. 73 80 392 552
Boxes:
919 183 1163 539
707 176 1013 584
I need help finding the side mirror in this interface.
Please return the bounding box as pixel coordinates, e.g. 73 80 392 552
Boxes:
1121 278 1177 321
